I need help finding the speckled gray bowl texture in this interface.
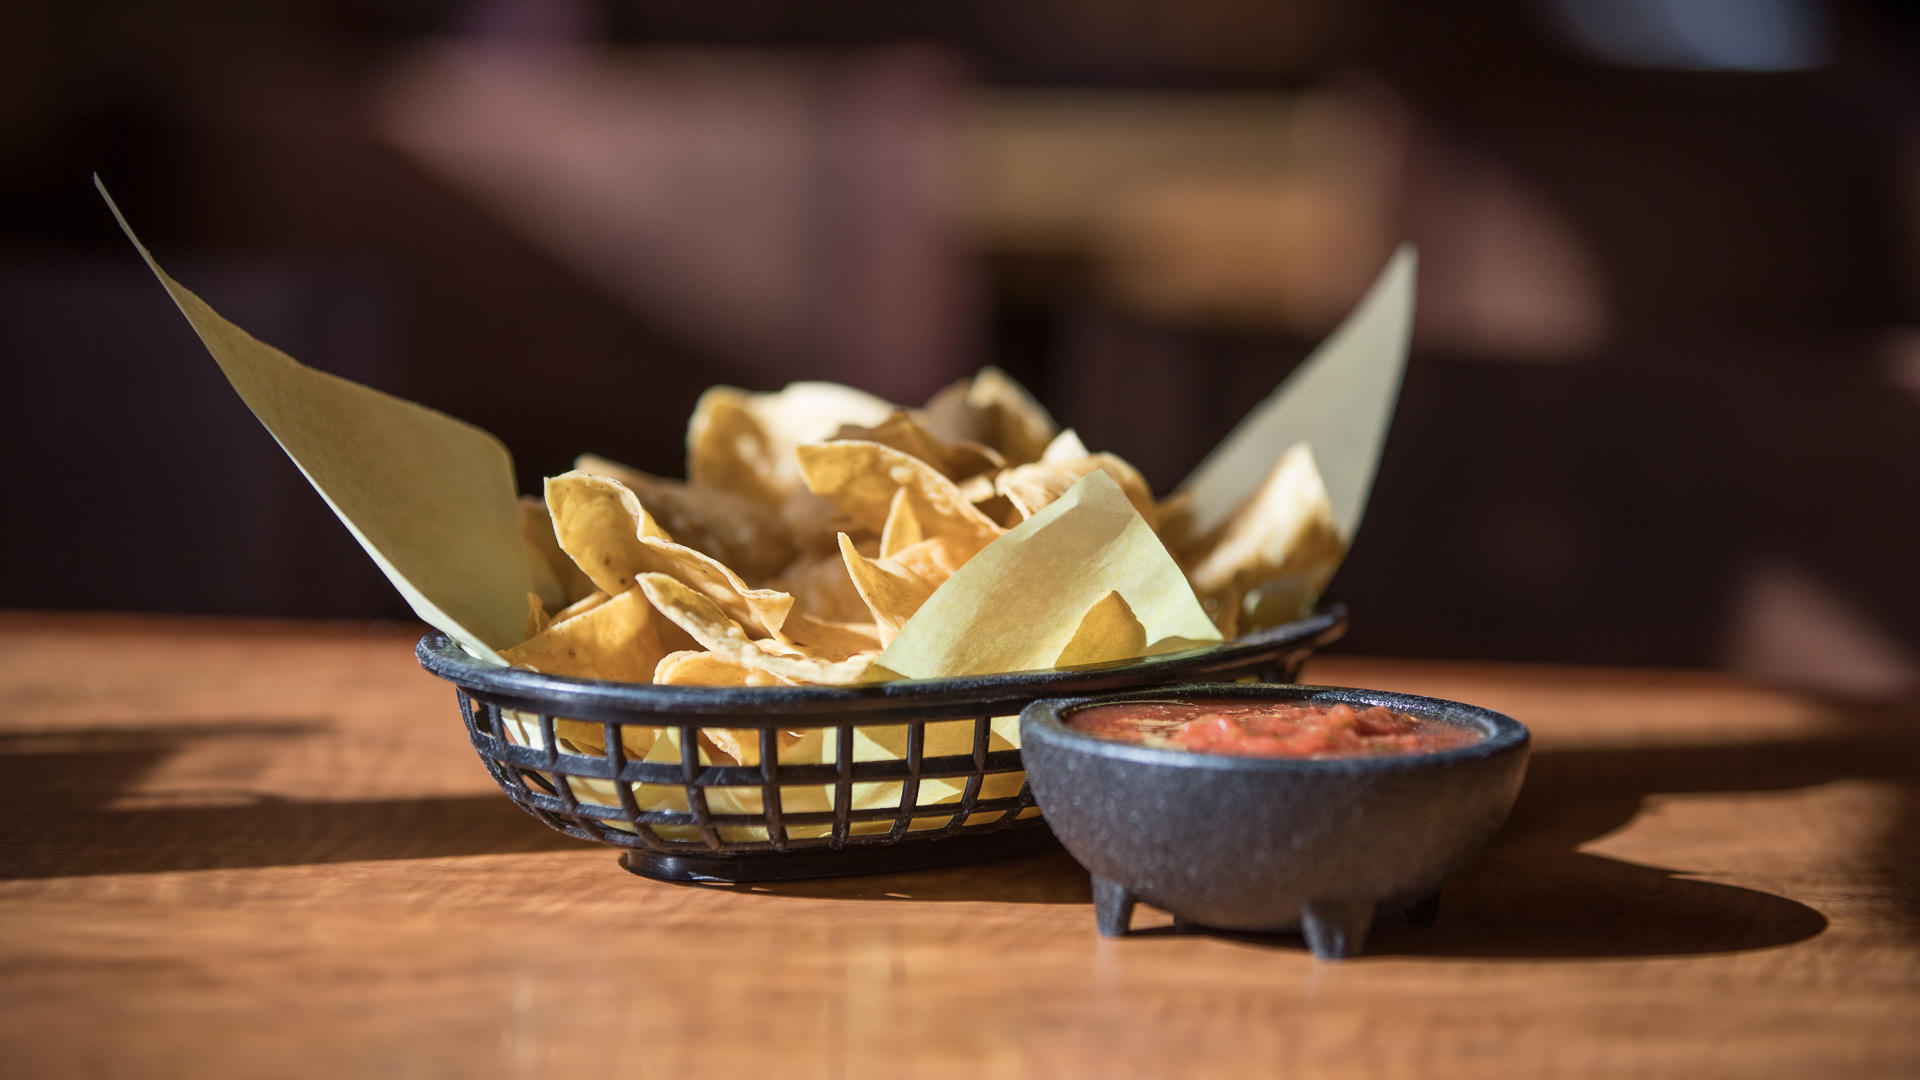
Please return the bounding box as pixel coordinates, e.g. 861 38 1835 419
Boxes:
1020 684 1529 959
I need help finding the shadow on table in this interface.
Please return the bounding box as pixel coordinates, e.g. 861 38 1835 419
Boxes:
711 847 1092 905
1184 708 1919 959
743 702 1920 958
0 721 581 879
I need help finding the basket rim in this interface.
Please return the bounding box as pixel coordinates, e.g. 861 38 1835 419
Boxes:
417 603 1347 717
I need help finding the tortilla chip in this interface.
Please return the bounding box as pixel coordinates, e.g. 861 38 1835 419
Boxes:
837 533 937 646
1040 429 1090 463
795 441 1003 552
996 452 1158 529
546 471 796 637
685 391 782 507
832 410 1006 480
919 367 1058 466
771 550 871 624
520 497 596 611
1155 489 1198 560
502 586 674 681
1180 442 1347 633
524 592 549 640
688 382 897 508
637 573 881 686
779 488 858 560
775 612 884 660
886 534 975 583
956 474 1000 505
1054 591 1148 668
544 470 667 598
574 454 794 580
653 650 801 765
878 471 1220 679
879 488 925 558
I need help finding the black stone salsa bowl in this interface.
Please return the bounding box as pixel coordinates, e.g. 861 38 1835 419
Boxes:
1019 684 1529 959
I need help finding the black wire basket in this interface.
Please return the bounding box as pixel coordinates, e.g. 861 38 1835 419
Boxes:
418 605 1347 882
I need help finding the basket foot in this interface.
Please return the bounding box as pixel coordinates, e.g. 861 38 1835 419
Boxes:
1302 898 1376 960
1092 876 1135 937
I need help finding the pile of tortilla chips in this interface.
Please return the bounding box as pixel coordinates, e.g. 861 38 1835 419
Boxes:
502 368 1344 713
491 369 1343 835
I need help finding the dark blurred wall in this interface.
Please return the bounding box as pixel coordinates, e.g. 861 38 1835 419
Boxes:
3 0 1916 692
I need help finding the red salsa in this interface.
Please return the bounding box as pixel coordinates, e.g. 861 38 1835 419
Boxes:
1066 700 1482 759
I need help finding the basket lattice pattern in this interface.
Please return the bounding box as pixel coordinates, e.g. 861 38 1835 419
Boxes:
420 605 1345 877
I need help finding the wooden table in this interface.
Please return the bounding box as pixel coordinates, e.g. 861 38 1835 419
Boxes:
2 613 1914 1077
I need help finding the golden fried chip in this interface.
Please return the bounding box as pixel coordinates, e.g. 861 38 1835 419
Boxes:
552 590 610 622
1054 590 1147 667
685 391 782 506
1180 443 1346 634
955 474 999 506
832 410 1006 480
886 534 975 583
652 650 802 765
520 496 596 610
1040 428 1090 463
919 367 1058 466
771 549 871 624
502 587 673 682
1154 489 1198 560
778 489 858 560
524 592 549 640
879 487 924 558
546 471 796 637
544 471 667 598
655 649 777 687
637 573 880 686
877 471 1220 679
687 382 896 508
837 533 937 646
795 441 1003 551
775 613 883 660
574 454 795 580
995 452 1158 528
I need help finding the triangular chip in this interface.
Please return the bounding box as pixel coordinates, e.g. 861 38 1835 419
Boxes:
775 612 884 660
771 550 872 624
1181 443 1347 634
545 471 796 636
1054 591 1147 668
837 533 937 646
688 382 896 507
574 454 794 580
878 471 1219 679
654 650 800 765
637 573 880 686
1040 429 1091 463
879 488 925 558
552 590 610 623
995 452 1157 528
795 441 1003 551
502 587 678 684
918 367 1059 466
832 410 1006 480
524 592 550 640
521 496 595 611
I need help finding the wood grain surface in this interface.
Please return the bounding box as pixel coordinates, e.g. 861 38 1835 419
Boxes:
1 612 1915 1078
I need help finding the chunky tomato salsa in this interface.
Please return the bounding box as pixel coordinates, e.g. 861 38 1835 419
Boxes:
1066 700 1482 758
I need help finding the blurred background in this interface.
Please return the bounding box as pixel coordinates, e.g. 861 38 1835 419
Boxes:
3 0 1916 694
